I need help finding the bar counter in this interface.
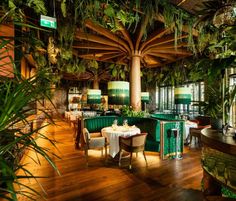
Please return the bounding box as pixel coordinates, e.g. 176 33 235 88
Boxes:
201 128 236 199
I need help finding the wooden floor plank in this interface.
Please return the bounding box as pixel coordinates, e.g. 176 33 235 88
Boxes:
15 120 210 201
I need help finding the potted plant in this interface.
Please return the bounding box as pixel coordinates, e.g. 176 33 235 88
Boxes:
0 3 60 200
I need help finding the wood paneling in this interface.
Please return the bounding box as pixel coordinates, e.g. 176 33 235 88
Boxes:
17 120 206 201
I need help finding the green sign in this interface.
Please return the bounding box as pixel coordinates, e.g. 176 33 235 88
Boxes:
40 15 57 29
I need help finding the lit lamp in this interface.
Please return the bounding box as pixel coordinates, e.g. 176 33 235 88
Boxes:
174 87 191 114
87 89 101 104
108 81 129 105
141 92 150 103
141 92 149 112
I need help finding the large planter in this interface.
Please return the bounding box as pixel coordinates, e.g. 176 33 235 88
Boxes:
210 118 223 130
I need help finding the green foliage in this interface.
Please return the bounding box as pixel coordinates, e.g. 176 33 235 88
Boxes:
0 5 59 200
61 0 67 17
196 85 223 119
0 69 59 200
27 0 47 15
109 63 129 81
120 105 148 117
224 85 236 124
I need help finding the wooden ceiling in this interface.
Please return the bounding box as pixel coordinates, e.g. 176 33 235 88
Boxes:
170 0 205 14
72 1 205 70
74 18 195 69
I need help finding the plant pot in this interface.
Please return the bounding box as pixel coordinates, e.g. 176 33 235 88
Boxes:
210 118 223 130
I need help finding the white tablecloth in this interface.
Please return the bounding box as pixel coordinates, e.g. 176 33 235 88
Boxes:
101 126 141 157
184 121 198 142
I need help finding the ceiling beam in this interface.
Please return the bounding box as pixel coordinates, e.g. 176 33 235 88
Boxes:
143 55 162 66
78 50 120 58
117 20 134 53
84 19 131 54
155 13 198 37
147 55 191 68
135 14 149 51
76 31 127 53
151 49 192 56
99 53 125 61
140 27 172 52
147 42 189 50
142 34 188 54
73 42 121 51
146 52 176 61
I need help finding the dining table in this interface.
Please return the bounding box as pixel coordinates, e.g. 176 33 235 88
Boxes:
184 120 198 143
101 125 141 158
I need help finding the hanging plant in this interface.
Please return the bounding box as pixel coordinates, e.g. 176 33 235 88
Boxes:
109 63 129 81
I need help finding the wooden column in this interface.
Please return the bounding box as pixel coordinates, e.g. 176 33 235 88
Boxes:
93 74 99 89
130 52 141 111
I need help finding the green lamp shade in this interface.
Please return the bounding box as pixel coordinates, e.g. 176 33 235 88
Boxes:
141 92 150 103
87 89 101 104
108 81 129 105
174 87 191 104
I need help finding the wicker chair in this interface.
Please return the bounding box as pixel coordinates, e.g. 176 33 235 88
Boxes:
82 128 107 166
118 133 148 169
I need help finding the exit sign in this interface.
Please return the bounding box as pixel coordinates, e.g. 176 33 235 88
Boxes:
40 15 57 29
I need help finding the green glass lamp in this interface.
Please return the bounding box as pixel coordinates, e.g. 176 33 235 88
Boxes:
108 81 129 105
87 89 101 104
174 87 191 104
141 92 150 103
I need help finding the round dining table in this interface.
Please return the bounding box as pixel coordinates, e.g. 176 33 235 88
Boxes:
101 126 141 158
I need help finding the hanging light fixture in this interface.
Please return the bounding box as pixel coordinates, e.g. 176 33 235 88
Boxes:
141 92 150 103
174 87 191 104
213 4 236 28
108 81 129 105
87 89 101 104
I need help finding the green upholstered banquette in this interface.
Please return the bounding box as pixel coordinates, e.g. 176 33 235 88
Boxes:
151 113 180 121
82 116 185 159
83 116 160 152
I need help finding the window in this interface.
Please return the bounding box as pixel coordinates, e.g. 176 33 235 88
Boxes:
229 76 236 127
156 82 204 114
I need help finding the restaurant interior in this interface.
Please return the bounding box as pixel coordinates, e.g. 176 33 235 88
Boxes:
1 0 236 200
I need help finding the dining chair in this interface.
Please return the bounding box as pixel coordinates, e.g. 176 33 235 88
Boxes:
189 118 210 148
118 133 148 169
82 128 107 166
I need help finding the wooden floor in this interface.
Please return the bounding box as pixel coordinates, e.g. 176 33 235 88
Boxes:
17 119 206 201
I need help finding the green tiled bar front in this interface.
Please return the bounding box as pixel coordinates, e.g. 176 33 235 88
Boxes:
202 146 236 197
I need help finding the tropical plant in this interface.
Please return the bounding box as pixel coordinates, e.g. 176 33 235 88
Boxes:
109 63 129 81
0 68 59 200
0 2 59 200
120 105 148 117
224 84 236 124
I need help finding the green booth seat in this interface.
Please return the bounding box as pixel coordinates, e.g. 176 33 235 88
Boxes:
81 116 184 159
82 116 160 153
159 120 184 160
151 113 181 121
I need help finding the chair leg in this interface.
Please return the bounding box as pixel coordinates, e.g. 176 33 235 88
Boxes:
143 151 148 167
85 148 88 166
129 152 133 170
198 136 202 147
105 145 107 163
189 135 192 148
136 152 138 158
119 150 123 167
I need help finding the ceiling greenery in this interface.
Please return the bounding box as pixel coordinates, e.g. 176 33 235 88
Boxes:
3 0 236 87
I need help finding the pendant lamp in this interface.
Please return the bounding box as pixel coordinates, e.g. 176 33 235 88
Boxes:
174 87 191 104
108 81 129 105
87 89 101 104
141 92 150 103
